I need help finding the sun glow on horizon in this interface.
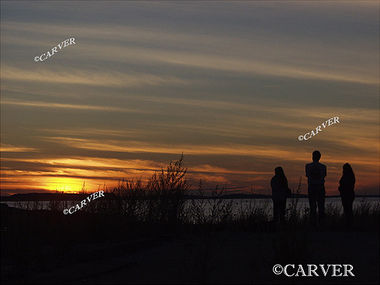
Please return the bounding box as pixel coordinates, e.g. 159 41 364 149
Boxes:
40 177 85 193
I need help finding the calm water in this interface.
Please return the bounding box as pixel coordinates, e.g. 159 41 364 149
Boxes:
185 197 379 218
1 197 379 219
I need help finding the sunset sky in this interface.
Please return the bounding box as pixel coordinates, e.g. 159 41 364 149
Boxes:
1 1 379 195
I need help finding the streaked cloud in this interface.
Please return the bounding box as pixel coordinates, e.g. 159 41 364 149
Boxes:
1 1 378 195
3 66 187 87
40 136 379 168
0 144 37 152
1 99 149 113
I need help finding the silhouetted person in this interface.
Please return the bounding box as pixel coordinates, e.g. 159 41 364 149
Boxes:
339 163 355 225
271 167 291 223
305 150 326 225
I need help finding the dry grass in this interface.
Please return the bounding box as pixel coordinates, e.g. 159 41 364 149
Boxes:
7 157 380 230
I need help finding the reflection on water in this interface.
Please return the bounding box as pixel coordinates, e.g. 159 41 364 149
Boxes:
1 197 379 219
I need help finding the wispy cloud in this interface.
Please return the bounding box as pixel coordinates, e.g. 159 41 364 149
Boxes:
0 144 37 152
41 136 380 168
3 19 377 85
1 99 149 113
1 2 378 194
2 66 187 87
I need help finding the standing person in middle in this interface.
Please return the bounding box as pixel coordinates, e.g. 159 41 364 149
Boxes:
305 150 327 225
271 166 291 223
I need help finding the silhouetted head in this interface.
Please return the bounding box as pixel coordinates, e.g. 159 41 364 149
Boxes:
274 166 288 187
275 166 285 177
312 150 321 162
343 163 355 178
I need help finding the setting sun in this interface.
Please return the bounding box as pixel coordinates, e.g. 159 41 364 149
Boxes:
40 177 84 193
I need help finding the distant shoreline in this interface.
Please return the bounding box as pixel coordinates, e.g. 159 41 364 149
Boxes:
1 192 379 201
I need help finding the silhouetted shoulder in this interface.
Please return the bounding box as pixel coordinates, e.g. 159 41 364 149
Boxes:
305 162 315 174
305 162 313 168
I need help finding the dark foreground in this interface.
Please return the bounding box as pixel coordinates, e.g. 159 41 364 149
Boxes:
1 204 379 284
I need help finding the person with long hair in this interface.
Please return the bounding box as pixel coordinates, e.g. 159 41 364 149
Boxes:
339 163 355 225
271 166 291 223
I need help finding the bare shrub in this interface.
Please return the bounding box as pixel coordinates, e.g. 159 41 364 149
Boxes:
146 155 189 224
